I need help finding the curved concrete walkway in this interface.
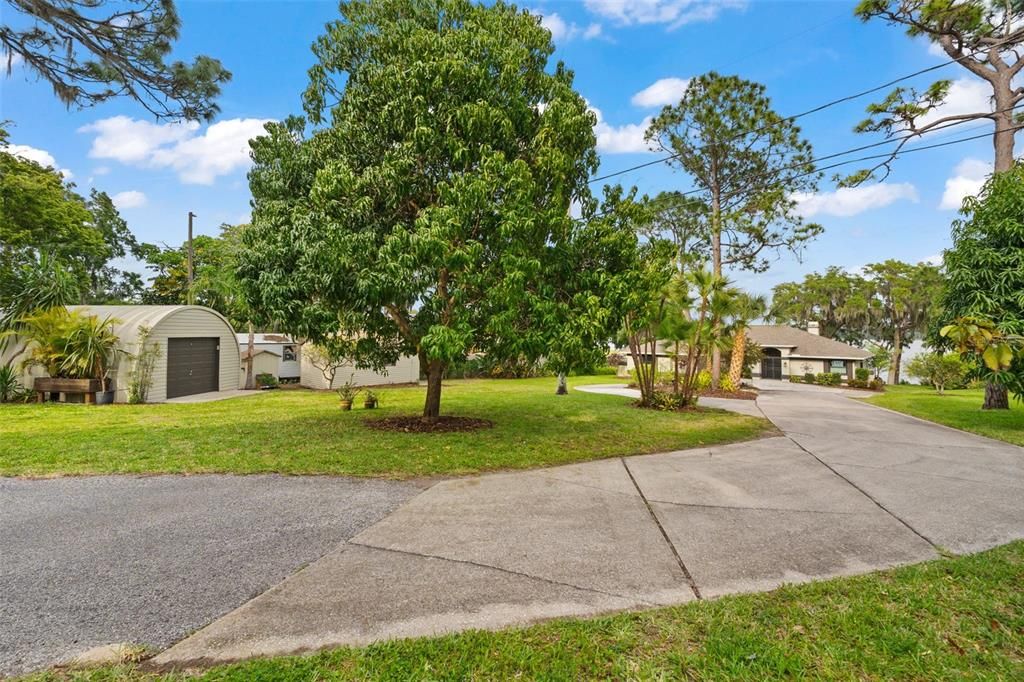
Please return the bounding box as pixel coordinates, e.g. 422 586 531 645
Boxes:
149 380 1023 668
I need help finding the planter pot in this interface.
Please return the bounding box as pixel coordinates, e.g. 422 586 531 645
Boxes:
363 400 378 409
339 399 353 411
94 390 115 405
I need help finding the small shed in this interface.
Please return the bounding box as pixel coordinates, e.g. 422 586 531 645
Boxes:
239 348 281 382
67 305 240 402
236 333 300 381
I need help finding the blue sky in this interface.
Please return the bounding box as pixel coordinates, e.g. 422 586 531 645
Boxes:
0 0 1000 296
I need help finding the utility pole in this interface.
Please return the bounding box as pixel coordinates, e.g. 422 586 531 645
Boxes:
187 211 196 305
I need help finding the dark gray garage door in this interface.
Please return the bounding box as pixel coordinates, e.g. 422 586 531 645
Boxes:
167 338 220 399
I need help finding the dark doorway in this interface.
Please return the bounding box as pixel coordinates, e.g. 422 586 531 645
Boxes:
761 348 782 380
167 338 220 398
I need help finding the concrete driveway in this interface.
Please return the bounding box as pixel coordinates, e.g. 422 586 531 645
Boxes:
0 475 419 676
149 381 1023 667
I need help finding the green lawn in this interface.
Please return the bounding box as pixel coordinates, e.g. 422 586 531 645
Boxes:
29 542 1024 681
0 376 771 478
864 384 1024 447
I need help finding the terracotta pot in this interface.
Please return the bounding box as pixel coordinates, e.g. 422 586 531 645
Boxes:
363 399 377 409
340 399 353 411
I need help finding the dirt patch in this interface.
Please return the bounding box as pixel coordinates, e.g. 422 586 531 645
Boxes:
363 416 494 433
699 388 758 400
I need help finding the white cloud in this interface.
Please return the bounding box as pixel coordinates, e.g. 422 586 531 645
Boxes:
590 104 653 154
792 183 919 218
918 77 992 128
5 143 73 178
536 10 603 42
631 77 690 108
111 190 147 209
939 157 991 210
584 0 746 29
79 115 272 185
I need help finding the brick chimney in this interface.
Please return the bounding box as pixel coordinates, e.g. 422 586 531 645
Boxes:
807 321 821 336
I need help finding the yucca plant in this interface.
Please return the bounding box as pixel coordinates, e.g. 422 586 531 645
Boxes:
0 363 20 403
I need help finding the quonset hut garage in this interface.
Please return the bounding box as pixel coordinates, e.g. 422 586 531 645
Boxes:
67 305 240 402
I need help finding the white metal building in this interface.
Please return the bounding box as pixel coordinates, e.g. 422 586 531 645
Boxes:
64 305 240 402
300 353 420 389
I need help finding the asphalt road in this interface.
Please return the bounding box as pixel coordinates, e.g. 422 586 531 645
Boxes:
0 474 419 676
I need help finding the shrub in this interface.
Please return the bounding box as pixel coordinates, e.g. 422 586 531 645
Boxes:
255 373 278 388
870 377 885 391
649 390 695 411
718 375 736 392
789 375 802 383
855 367 870 382
906 352 971 395
816 372 841 386
803 372 816 384
695 369 712 392
848 378 867 388
606 352 626 367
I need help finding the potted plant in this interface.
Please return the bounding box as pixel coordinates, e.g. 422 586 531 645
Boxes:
337 376 359 411
10 308 122 403
363 389 378 409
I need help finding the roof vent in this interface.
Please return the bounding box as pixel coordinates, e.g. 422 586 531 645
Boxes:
807 321 821 336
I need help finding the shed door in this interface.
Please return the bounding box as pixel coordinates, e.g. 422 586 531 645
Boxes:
167 338 220 398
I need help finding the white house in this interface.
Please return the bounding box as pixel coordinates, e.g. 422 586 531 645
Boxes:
235 333 301 382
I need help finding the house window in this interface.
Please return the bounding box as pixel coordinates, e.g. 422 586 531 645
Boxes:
282 345 297 362
830 360 845 374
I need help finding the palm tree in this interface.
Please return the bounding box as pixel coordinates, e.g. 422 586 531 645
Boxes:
727 292 768 390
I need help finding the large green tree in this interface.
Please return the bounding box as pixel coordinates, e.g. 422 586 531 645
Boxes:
852 0 1024 177
862 260 944 384
939 161 1024 408
637 191 709 272
770 267 874 344
645 72 822 386
2 0 230 120
0 132 101 275
240 0 608 421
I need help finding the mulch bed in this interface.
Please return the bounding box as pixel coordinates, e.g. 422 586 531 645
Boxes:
362 415 494 433
698 388 758 401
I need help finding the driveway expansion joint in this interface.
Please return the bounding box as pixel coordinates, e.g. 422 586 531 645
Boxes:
620 457 702 600
784 435 941 552
345 540 658 606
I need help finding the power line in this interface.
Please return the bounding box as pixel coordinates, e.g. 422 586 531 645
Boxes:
577 122 1022 224
589 35 1019 185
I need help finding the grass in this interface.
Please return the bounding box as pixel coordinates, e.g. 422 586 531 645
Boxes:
27 542 1024 681
863 384 1024 447
0 376 771 478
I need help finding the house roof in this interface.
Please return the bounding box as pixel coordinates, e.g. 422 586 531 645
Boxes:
235 333 295 345
66 305 237 348
746 325 871 360
241 348 281 360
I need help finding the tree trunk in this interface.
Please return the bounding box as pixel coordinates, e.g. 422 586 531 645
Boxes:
993 73 1016 173
556 372 567 395
728 328 745 390
983 381 1010 410
710 186 723 388
243 322 255 390
888 328 902 385
423 359 444 422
